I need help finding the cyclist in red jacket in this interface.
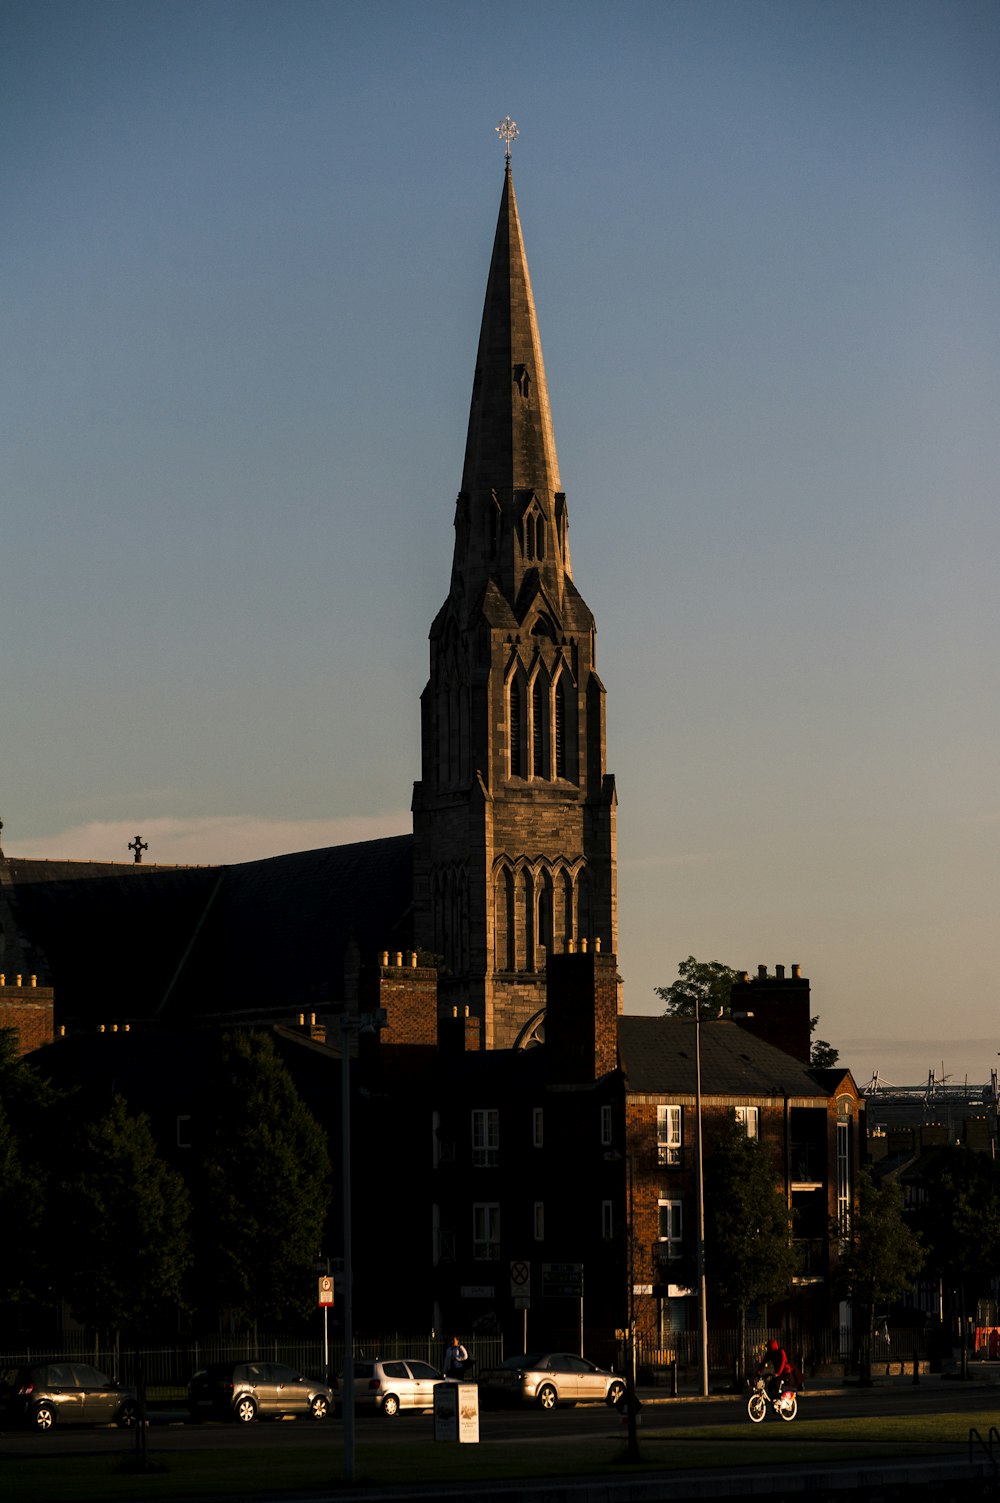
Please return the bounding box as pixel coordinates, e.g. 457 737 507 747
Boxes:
757 1339 794 1400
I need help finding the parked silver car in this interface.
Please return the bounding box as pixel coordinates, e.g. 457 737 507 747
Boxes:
334 1357 446 1418
478 1352 625 1410
187 1361 332 1423
0 1362 138 1431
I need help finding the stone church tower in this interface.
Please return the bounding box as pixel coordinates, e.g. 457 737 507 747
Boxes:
412 163 618 1049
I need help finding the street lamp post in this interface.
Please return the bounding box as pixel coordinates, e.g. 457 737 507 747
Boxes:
339 1005 386 1485
695 996 709 1397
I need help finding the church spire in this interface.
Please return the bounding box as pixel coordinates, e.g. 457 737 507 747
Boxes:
450 157 572 619
461 162 562 500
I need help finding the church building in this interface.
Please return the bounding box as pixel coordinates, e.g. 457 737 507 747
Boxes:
0 158 617 1049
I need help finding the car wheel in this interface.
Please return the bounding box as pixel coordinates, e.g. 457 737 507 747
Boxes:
234 1395 258 1424
309 1395 330 1421
116 1401 139 1428
536 1383 558 1411
32 1403 56 1432
606 1381 626 1407
381 1393 400 1418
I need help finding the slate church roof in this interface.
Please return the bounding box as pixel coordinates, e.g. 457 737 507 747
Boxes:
0 835 413 1028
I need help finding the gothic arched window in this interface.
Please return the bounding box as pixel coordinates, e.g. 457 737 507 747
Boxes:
532 678 545 778
554 677 566 778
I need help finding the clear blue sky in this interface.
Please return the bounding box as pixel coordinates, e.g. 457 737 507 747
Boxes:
4 1 998 1087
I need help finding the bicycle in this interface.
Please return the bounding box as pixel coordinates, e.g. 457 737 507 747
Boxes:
746 1374 797 1423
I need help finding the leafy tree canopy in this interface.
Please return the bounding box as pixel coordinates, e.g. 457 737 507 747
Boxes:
654 957 741 1020
193 1031 332 1328
835 1167 924 1316
0 1028 69 1304
59 1094 191 1333
704 1113 800 1318
913 1146 1000 1299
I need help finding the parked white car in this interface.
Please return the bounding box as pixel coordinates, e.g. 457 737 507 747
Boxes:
334 1357 446 1418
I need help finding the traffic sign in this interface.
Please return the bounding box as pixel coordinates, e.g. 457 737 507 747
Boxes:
317 1275 334 1307
510 1259 531 1295
542 1262 583 1298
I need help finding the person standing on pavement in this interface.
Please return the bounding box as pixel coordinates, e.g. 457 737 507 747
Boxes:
443 1335 469 1379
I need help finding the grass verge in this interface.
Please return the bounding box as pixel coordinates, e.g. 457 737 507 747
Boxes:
0 1408 989 1502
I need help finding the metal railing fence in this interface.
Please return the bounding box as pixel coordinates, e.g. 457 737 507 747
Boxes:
0 1332 505 1388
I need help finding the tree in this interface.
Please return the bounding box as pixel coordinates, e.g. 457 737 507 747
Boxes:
655 957 741 1020
913 1147 1000 1379
834 1168 923 1384
59 1094 192 1332
193 1031 332 1332
0 1029 67 1306
809 1025 840 1069
654 959 840 1067
703 1114 800 1381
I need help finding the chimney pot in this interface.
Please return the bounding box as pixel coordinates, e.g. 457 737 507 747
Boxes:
594 937 601 952
791 964 801 979
30 975 37 987
757 965 767 980
775 964 785 980
381 951 389 966
394 951 402 967
581 939 588 954
16 974 22 987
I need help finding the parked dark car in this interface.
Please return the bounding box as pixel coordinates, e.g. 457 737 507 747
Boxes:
478 1352 626 1410
0 1361 138 1432
187 1361 332 1423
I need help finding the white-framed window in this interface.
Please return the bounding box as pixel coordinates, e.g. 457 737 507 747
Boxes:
532 1107 544 1148
472 1108 499 1167
600 1103 613 1146
837 1116 852 1234
473 1202 500 1260
533 1201 544 1241
657 1105 682 1165
601 1200 613 1240
657 1198 683 1260
735 1106 759 1139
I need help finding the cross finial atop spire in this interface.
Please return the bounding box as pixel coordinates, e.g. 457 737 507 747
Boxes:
496 115 518 161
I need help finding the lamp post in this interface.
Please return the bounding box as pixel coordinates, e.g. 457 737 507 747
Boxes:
695 995 709 1397
339 1005 386 1485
